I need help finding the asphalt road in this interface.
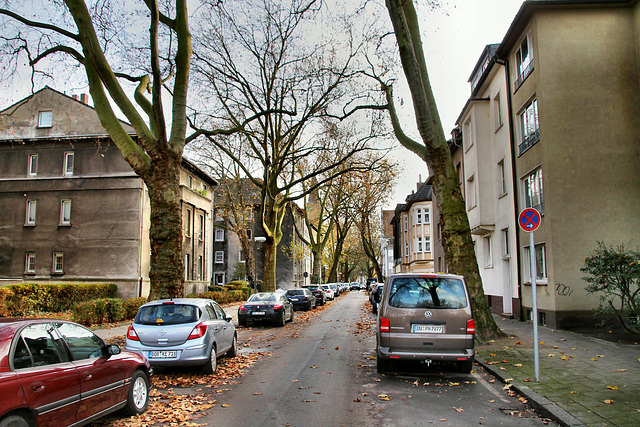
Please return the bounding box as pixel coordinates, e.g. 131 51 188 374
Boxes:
199 291 555 426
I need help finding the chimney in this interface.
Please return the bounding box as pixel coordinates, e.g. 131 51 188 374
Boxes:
80 93 89 104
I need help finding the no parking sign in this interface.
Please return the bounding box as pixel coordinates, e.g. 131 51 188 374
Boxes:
518 208 541 232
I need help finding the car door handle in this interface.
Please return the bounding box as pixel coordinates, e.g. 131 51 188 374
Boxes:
31 382 44 391
83 373 93 380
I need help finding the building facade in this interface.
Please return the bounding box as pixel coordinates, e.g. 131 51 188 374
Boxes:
0 87 216 297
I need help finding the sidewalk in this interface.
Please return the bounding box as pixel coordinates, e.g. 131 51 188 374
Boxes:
475 315 640 426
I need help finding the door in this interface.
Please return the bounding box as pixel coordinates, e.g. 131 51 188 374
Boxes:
211 302 233 353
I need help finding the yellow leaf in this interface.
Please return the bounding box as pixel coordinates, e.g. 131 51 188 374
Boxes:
221 404 231 408
503 384 513 390
606 386 619 390
514 363 523 367
591 357 598 361
539 341 545 345
617 369 627 372
570 391 577 394
548 354 555 357
515 341 524 345
378 394 391 401
561 356 567 360
604 400 614 404
449 382 459 386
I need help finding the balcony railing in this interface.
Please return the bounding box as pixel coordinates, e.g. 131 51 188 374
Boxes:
514 58 535 92
518 129 540 156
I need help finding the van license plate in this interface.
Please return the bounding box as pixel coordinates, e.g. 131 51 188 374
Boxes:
413 324 444 334
150 350 177 358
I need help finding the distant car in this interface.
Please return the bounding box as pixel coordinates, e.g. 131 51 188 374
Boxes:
329 283 340 297
303 285 326 305
285 289 316 311
371 284 384 313
320 285 335 300
238 292 294 327
126 298 237 374
376 273 475 374
0 319 151 426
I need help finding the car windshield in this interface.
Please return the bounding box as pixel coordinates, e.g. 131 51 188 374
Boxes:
388 277 468 309
306 286 319 291
248 293 277 302
136 304 200 325
285 290 304 296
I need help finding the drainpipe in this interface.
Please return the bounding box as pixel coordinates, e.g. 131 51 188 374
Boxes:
496 55 524 321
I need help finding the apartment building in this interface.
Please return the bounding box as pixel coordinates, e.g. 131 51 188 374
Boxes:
0 87 216 297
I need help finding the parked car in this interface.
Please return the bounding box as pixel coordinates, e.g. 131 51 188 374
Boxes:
303 285 326 306
238 292 294 327
371 283 384 314
376 273 475 374
284 289 316 311
329 283 340 297
320 285 335 301
0 319 151 427
126 298 237 374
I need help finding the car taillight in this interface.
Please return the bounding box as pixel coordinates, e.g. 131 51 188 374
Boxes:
126 325 139 341
379 317 390 332
239 305 246 311
273 304 283 309
189 322 207 340
466 319 475 334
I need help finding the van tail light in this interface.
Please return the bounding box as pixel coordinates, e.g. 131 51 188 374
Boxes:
273 304 283 310
379 316 390 333
466 319 475 334
126 325 139 341
189 323 207 340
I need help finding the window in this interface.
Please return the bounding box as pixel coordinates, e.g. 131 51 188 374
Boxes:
185 253 191 280
493 92 503 130
56 322 104 360
64 152 74 176
425 236 431 252
403 215 408 232
424 207 431 224
388 276 468 309
198 256 203 280
215 251 224 263
25 253 36 273
523 168 544 213
498 160 507 196
518 98 539 155
28 154 38 176
53 252 64 273
416 209 422 224
202 184 207 194
466 175 476 210
247 229 253 240
199 214 205 241
484 235 493 268
215 229 224 242
60 200 71 226
515 33 534 89
187 175 193 188
38 111 53 128
463 118 474 151
25 200 36 226
523 243 547 281
16 324 66 368
417 237 423 252
185 209 192 237
501 228 510 258
404 242 409 257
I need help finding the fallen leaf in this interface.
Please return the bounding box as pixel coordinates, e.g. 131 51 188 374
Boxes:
310 365 318 369
604 400 614 404
617 369 627 372
607 386 619 390
503 384 513 390
561 356 567 360
378 394 391 401
221 404 231 408
539 341 545 345
453 407 464 412
449 382 459 386
514 363 523 367
515 342 524 345
253 393 263 396
570 391 577 394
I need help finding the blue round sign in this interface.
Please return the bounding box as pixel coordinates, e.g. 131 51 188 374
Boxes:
518 208 541 232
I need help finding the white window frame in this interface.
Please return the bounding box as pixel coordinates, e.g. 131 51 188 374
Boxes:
185 208 192 237
493 92 503 130
199 214 205 241
523 243 547 282
185 253 191 280
484 235 493 268
403 215 408 232
64 152 74 176
425 236 431 253
187 175 193 189
28 154 38 176
416 208 422 224
25 200 36 226
466 175 477 210
424 206 431 224
25 253 36 273
404 242 409 257
518 98 539 154
215 251 224 264
197 255 203 280
215 229 224 242
501 228 510 258
53 252 64 273
515 33 534 87
498 159 507 197
522 168 544 213
463 118 474 152
60 200 71 226
38 111 53 128
417 237 423 252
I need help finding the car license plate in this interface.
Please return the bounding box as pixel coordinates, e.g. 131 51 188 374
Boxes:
149 350 178 358
413 324 444 334
252 311 266 315
291 298 300 301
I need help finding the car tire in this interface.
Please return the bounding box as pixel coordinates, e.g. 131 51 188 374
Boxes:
372 301 378 314
456 359 474 374
376 353 390 373
120 370 149 416
278 311 286 327
289 309 294 323
238 318 246 327
0 415 30 427
202 345 218 374
227 334 238 358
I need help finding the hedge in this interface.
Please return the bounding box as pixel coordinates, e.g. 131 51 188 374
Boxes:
189 288 251 304
1 283 117 316
72 297 147 326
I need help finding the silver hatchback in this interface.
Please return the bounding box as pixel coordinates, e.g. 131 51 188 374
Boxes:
125 298 237 373
376 274 475 373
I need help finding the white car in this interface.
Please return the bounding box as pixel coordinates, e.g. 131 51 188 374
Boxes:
320 285 335 300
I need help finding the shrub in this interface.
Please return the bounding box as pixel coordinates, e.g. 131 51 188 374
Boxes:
0 287 14 317
225 281 248 291
7 283 117 315
72 297 143 326
582 242 640 334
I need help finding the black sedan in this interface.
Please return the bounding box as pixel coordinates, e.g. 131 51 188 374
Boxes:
238 293 294 327
284 289 316 311
303 285 326 306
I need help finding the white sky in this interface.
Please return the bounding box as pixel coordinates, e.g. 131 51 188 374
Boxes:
387 0 525 209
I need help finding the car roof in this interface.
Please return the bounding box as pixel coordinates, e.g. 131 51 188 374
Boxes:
388 273 464 280
141 298 214 307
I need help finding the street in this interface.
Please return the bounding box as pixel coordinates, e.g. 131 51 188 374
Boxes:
194 291 554 426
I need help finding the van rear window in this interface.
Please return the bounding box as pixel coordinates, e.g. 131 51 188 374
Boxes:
388 277 467 309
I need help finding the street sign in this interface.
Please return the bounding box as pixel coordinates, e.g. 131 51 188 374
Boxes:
518 208 541 232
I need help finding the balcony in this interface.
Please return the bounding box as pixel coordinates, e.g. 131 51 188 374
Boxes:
518 129 540 156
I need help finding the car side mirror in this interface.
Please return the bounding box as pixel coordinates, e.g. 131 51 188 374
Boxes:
225 315 233 322
106 344 121 356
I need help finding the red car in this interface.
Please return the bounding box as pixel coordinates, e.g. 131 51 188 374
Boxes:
0 319 151 427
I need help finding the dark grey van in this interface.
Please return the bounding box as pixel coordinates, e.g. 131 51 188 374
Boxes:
376 273 475 373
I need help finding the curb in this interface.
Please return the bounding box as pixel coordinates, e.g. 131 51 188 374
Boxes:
475 356 586 427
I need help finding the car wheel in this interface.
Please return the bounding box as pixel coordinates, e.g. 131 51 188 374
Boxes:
120 370 149 416
372 301 378 314
0 415 30 427
227 334 238 358
289 309 294 323
202 345 218 374
456 359 474 374
376 353 390 373
238 318 246 327
278 310 286 327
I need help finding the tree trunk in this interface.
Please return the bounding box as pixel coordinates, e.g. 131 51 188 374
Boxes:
147 150 184 299
263 237 278 292
311 248 323 284
385 0 501 340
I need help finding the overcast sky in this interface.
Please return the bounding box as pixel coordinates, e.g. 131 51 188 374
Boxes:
387 0 525 209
